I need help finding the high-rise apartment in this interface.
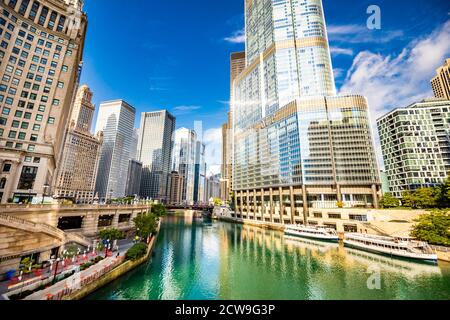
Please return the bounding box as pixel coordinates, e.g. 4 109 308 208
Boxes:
94 100 135 201
431 58 450 100
221 52 246 202
377 99 450 198
0 0 87 203
168 171 184 205
136 110 175 202
54 85 102 203
232 0 380 224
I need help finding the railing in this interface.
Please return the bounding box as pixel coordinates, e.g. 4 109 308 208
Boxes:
430 244 450 252
47 257 124 300
65 232 91 246
0 203 151 210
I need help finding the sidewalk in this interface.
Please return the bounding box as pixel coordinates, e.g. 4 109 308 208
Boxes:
1 239 135 299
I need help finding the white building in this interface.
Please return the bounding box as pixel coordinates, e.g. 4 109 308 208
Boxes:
94 100 136 201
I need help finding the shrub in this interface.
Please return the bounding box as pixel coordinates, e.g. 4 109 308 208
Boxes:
125 243 148 261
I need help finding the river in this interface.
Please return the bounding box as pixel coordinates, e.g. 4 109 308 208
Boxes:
86 212 450 300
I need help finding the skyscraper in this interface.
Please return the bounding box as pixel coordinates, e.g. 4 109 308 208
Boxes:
232 0 380 224
171 128 196 205
137 110 175 202
94 100 135 201
431 58 450 100
0 0 87 203
54 85 102 204
221 52 246 202
125 159 142 197
377 99 450 198
193 139 206 204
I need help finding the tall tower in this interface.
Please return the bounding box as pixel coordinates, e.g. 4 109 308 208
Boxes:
232 0 380 224
136 110 175 202
0 0 87 203
94 100 136 201
55 85 102 204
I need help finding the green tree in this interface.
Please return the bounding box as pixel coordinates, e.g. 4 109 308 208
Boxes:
402 188 438 209
125 243 148 261
98 228 125 241
411 210 450 246
436 176 450 208
213 198 222 206
151 203 167 218
380 193 400 208
133 214 157 239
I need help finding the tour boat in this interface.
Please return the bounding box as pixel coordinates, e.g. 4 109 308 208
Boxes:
284 225 339 242
343 233 438 263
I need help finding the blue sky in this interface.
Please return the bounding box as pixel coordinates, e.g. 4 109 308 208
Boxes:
80 0 450 172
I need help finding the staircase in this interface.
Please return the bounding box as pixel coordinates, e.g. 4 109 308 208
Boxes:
0 214 92 256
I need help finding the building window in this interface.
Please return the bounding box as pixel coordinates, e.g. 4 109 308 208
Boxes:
17 166 38 190
0 178 6 189
3 163 11 173
328 213 341 219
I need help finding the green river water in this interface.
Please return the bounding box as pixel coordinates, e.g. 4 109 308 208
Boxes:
87 213 450 300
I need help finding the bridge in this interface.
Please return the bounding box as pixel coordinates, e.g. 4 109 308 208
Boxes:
166 204 214 212
0 203 150 279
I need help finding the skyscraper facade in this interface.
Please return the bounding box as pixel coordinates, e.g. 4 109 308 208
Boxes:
137 110 175 202
431 58 450 100
171 127 196 205
125 159 142 197
94 100 135 201
377 99 450 198
221 52 246 202
232 0 380 224
0 0 87 203
193 139 206 204
54 85 102 203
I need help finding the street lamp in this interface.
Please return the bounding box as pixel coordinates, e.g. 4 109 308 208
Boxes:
52 258 61 285
42 184 50 204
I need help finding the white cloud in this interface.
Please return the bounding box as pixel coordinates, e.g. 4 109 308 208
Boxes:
330 46 354 56
173 105 201 112
339 20 450 168
224 29 245 44
203 127 222 175
328 24 403 43
333 68 345 79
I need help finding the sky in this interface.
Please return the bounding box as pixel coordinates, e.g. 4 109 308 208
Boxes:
80 0 450 174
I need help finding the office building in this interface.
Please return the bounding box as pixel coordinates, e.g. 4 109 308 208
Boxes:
94 100 135 201
221 52 246 202
377 98 450 198
54 85 102 203
171 128 196 205
193 139 206 204
125 159 142 197
431 58 450 100
136 110 175 202
205 174 221 202
232 0 380 224
168 171 184 205
0 0 87 203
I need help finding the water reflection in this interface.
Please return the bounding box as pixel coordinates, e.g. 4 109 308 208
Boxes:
87 214 450 300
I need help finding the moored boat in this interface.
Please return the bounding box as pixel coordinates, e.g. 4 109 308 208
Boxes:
284 225 339 242
343 233 438 263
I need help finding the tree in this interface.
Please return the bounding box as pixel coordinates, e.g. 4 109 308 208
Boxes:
125 243 148 261
213 198 222 206
402 188 438 209
151 203 167 218
411 210 450 246
380 193 400 208
98 228 125 241
133 214 157 239
436 176 450 208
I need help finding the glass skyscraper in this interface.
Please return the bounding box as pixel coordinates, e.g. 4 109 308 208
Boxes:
94 100 136 201
232 0 380 224
137 110 175 202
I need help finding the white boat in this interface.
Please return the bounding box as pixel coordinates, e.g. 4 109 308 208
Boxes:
284 225 339 242
343 233 438 263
